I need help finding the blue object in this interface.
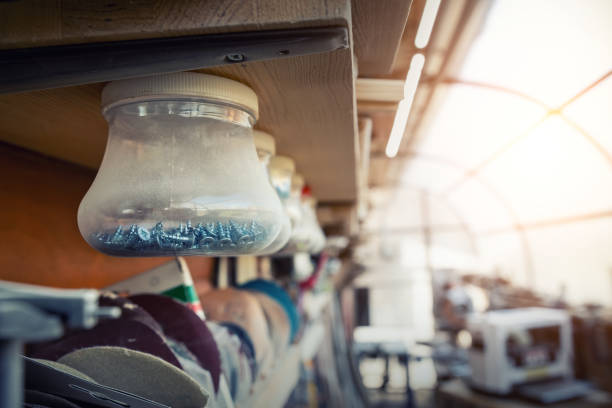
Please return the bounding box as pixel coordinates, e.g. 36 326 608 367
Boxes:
239 279 299 342
219 322 257 378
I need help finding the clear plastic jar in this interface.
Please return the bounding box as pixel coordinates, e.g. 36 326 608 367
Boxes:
268 156 295 200
301 189 326 253
280 173 309 253
253 131 292 255
278 175 326 255
253 130 276 170
78 72 284 256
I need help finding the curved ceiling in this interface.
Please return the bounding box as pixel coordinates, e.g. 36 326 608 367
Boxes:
366 0 612 306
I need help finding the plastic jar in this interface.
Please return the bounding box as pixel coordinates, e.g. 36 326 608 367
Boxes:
278 175 325 254
253 130 276 170
253 131 291 255
281 173 309 253
268 156 295 200
301 188 326 253
78 72 284 256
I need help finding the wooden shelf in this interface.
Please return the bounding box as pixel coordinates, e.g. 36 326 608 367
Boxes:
352 0 412 77
0 0 358 202
0 1 348 50
0 0 414 287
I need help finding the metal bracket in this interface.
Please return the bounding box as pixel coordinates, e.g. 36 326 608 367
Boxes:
0 26 349 94
0 280 120 407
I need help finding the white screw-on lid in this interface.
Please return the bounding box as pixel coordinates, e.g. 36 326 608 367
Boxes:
269 156 295 173
101 72 259 119
291 173 305 190
253 130 276 156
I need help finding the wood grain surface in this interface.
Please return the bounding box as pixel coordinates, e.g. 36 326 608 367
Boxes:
351 0 412 76
0 144 174 288
199 48 357 202
0 84 107 170
387 0 427 79
0 143 215 288
0 0 348 49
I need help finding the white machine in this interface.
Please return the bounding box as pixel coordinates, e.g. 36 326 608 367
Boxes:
467 308 573 396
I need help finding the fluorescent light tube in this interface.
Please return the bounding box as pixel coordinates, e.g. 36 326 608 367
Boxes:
415 0 441 49
385 54 425 158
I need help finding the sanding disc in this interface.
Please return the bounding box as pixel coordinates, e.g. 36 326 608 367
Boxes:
253 291 291 360
129 293 222 391
58 346 209 408
199 288 272 371
28 293 181 368
219 321 257 377
240 279 299 341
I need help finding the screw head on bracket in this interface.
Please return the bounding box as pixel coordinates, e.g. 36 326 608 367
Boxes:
226 53 245 63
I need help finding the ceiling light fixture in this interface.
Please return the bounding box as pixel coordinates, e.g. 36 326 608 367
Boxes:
385 53 425 158
415 0 441 49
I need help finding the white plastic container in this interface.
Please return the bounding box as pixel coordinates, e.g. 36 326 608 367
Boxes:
268 155 295 200
287 173 305 230
301 188 326 253
78 72 284 256
280 173 309 253
280 174 325 255
253 131 292 255
253 130 276 169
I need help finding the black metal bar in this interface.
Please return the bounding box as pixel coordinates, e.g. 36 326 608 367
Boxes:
0 339 22 408
0 26 349 94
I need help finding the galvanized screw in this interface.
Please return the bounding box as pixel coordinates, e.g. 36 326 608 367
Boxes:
93 219 266 253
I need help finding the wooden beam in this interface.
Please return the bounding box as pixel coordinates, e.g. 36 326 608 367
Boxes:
0 144 174 288
0 0 348 49
351 0 412 76
356 78 404 102
357 101 399 114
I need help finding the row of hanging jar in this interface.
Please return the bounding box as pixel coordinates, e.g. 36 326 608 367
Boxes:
78 72 326 257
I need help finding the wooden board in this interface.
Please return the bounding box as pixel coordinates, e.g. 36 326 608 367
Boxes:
387 0 428 79
0 144 170 288
199 50 357 202
356 78 404 102
351 0 413 76
0 143 215 288
0 0 358 202
0 0 348 49
0 84 107 170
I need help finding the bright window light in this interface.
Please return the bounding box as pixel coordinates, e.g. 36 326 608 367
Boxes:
386 54 425 158
415 0 441 49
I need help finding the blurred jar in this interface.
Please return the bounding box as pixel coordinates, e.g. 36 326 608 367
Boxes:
253 130 276 172
280 173 309 253
253 131 292 255
268 156 295 201
301 186 326 253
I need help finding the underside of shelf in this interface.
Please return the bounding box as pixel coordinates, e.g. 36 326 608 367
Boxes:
0 0 359 203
